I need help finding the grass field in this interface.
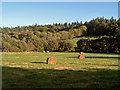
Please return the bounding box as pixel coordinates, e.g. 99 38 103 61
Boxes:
2 52 120 88
70 35 99 47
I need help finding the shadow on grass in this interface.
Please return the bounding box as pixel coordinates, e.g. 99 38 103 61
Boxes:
108 65 120 66
31 62 47 64
66 56 120 59
86 57 120 59
2 66 120 88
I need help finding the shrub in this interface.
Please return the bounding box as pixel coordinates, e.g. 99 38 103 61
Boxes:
58 40 74 52
77 36 120 53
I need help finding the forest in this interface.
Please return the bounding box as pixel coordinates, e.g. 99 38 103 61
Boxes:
1 17 120 53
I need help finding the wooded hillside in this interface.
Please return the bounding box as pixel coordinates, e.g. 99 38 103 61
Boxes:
1 17 120 53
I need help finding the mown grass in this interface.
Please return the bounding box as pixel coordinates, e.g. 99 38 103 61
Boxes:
2 52 120 88
69 35 113 47
70 35 99 47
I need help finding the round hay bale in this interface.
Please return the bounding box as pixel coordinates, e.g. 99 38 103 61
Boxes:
78 55 85 59
80 52 86 57
47 57 56 64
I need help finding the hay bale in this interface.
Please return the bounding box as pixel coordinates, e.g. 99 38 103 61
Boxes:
78 55 85 59
47 57 56 64
80 52 86 56
78 52 86 59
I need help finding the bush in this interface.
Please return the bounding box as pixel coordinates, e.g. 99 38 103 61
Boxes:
77 36 120 53
58 40 74 52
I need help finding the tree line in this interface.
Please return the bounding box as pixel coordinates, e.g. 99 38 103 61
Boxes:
1 17 120 53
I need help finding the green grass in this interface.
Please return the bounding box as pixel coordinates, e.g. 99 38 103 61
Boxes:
2 52 120 88
70 35 99 47
70 38 81 47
